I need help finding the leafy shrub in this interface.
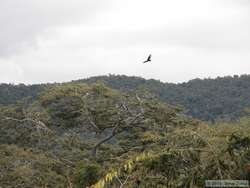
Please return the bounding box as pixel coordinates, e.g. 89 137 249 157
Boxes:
74 162 101 188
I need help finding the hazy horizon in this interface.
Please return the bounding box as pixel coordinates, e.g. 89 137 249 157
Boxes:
1 0 250 84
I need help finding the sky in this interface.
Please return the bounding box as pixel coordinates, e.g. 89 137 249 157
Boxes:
0 0 250 84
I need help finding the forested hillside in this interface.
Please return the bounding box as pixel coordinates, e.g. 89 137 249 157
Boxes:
1 74 250 121
78 74 250 121
0 83 46 105
0 82 250 187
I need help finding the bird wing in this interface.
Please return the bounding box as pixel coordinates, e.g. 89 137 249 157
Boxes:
142 54 151 63
147 54 151 61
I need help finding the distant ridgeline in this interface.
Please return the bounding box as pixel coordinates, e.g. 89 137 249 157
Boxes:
0 83 46 105
1 74 250 121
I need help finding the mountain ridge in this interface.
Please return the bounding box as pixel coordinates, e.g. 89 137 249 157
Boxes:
1 74 250 121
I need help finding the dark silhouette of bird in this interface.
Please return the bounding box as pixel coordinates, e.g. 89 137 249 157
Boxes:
143 54 151 63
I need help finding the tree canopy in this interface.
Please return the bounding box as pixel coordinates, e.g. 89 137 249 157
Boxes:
1 74 250 122
0 82 250 187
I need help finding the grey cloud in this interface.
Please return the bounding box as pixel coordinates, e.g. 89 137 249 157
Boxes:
0 0 107 57
58 1 250 52
1 0 249 58
69 22 250 52
1 0 250 84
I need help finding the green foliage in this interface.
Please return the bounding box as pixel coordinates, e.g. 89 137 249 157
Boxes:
92 117 250 188
0 83 45 105
85 83 121 130
38 83 122 129
39 84 88 127
1 81 250 187
78 74 250 122
74 162 101 188
2 74 250 121
0 144 67 188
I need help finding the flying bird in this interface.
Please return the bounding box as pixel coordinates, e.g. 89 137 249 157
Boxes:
143 54 151 63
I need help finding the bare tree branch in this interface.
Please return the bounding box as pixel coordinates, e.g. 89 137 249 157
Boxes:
92 122 121 158
135 93 145 114
115 175 131 188
87 117 101 133
92 111 145 158
91 93 147 158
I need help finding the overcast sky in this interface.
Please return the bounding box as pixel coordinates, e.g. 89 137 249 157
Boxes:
0 0 250 84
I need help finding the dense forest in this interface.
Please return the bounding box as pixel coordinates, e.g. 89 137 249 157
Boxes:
1 74 250 121
0 82 250 187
